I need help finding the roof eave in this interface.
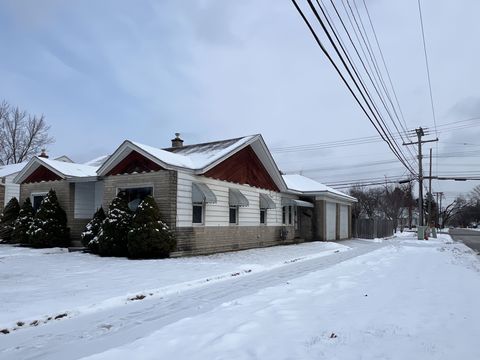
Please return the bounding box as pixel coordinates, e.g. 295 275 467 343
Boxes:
284 189 357 203
14 157 66 184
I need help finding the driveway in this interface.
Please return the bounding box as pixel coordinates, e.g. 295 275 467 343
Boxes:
449 228 480 253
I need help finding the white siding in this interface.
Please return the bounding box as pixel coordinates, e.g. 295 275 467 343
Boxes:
326 202 337 240
74 182 96 219
94 181 104 211
4 174 20 206
340 204 349 239
176 171 284 228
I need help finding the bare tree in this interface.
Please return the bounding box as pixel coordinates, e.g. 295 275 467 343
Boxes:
440 197 467 228
469 185 480 203
0 100 54 165
380 185 406 231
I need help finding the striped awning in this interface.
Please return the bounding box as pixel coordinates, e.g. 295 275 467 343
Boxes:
259 193 276 209
229 188 249 207
281 198 314 208
192 182 217 204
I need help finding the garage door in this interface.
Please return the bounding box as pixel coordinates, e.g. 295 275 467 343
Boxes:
339 205 349 239
326 202 337 240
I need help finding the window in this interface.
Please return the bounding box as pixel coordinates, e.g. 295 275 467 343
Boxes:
32 194 47 212
192 204 203 224
229 206 238 224
282 206 295 225
118 186 153 211
260 209 266 224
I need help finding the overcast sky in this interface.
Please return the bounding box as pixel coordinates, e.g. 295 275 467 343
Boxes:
1 0 479 203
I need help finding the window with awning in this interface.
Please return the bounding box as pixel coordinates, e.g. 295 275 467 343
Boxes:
259 193 276 209
229 188 249 207
192 182 217 204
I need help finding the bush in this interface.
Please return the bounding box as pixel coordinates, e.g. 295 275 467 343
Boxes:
27 189 69 248
0 197 20 243
81 207 106 253
97 193 132 257
12 198 34 245
127 196 176 259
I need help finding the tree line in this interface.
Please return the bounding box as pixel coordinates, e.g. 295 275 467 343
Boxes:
349 182 480 229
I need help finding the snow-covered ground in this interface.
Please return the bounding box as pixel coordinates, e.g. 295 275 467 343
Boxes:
2 233 480 360
0 241 348 330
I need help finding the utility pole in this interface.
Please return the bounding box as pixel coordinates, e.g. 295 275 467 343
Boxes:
433 191 444 227
427 148 433 227
403 127 438 228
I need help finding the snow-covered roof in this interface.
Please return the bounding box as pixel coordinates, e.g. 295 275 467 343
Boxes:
83 154 111 167
283 174 356 202
40 158 98 178
0 162 28 177
100 135 261 173
131 142 195 169
14 157 99 184
97 135 287 191
164 136 256 170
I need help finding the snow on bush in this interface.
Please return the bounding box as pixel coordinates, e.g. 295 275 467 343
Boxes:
81 207 106 253
97 193 132 257
12 198 34 245
0 197 20 243
127 195 176 259
27 189 69 248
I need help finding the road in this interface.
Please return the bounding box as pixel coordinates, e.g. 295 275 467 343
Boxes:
1 240 385 360
449 228 480 252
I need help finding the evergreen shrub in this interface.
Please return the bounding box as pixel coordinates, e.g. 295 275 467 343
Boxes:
0 197 20 243
27 189 69 248
12 198 34 245
97 193 132 257
81 207 106 253
127 196 176 259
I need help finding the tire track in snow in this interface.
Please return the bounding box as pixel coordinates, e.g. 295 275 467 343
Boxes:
1 240 386 360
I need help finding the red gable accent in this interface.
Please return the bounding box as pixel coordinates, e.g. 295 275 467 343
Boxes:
23 165 62 184
204 146 279 191
106 150 164 176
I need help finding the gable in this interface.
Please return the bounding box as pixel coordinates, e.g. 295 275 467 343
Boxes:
23 165 62 184
204 146 279 192
106 150 164 176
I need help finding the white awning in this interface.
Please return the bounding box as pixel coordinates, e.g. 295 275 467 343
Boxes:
229 188 249 207
259 193 276 209
282 197 314 208
192 182 217 204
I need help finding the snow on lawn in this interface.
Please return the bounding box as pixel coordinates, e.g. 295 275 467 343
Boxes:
0 241 348 330
82 234 480 360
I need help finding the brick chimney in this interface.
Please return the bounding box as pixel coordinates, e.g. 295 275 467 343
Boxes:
171 133 184 148
39 149 49 158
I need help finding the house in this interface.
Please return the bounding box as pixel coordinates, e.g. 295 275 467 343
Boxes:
0 162 27 213
15 134 357 255
0 154 78 214
14 156 102 239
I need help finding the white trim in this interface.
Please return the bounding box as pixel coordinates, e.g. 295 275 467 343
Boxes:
192 203 205 226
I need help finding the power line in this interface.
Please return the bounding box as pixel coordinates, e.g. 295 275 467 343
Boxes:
271 119 480 154
417 0 438 138
290 0 417 176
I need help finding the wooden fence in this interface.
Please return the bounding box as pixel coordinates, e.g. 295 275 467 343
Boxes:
352 218 395 239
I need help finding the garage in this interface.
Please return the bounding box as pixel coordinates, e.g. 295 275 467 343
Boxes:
326 202 337 240
339 204 349 239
